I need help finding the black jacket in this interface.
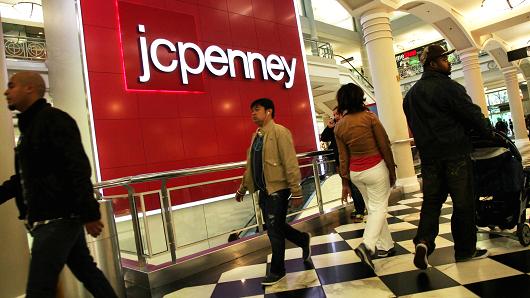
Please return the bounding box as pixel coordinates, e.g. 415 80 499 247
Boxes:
320 126 339 166
0 99 100 224
403 70 491 160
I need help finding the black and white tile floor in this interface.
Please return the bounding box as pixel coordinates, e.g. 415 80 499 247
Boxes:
163 193 530 298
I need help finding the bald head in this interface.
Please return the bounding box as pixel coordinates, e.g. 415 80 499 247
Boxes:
5 71 46 112
14 71 46 97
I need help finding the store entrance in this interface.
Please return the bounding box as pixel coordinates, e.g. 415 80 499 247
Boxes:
487 89 514 138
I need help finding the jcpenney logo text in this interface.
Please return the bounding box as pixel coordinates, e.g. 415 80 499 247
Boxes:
137 25 297 89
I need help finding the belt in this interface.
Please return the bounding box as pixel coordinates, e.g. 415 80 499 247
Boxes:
24 215 79 232
25 218 63 232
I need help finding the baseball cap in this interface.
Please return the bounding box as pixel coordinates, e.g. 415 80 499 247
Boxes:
420 44 456 65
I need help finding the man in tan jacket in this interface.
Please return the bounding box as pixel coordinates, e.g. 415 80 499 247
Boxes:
235 98 311 286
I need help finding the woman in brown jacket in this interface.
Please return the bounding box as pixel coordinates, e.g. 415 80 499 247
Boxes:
334 83 397 272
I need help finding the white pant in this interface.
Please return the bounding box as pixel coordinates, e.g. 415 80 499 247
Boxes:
350 160 394 252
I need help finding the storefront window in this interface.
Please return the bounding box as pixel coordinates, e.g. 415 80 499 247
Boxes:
396 40 459 79
486 89 509 106
486 89 513 136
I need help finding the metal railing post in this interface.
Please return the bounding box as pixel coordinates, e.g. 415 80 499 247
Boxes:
124 185 146 267
251 192 264 233
95 200 126 297
138 194 153 257
160 178 177 263
312 157 325 214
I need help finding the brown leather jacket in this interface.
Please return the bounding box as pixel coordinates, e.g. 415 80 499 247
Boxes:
238 120 302 197
334 111 396 180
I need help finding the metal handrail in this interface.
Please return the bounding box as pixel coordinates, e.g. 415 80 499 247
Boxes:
94 150 334 266
94 150 331 190
96 143 422 268
334 53 374 91
303 38 334 59
391 138 414 145
3 34 47 61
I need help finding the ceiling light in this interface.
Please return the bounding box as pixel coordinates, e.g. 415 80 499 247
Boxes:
13 1 42 19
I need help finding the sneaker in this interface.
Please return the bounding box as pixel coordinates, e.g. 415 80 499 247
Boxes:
351 213 364 223
354 243 375 272
413 243 429 270
455 249 489 262
374 247 396 258
261 272 286 286
302 232 312 262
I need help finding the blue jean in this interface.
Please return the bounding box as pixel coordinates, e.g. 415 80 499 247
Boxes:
26 219 117 298
259 189 307 275
413 156 477 258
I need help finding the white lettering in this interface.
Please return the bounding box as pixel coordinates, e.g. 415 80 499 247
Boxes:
281 56 296 89
138 24 150 83
149 38 178 72
177 42 205 85
227 49 250 78
204 46 228 76
266 54 284 81
247 52 268 80
136 25 297 88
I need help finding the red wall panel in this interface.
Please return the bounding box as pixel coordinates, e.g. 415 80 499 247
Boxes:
80 0 316 212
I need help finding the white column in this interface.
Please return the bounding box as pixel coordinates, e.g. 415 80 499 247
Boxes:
42 0 98 181
42 1 103 296
360 9 419 193
302 0 319 56
503 66 530 162
356 18 372 83
0 19 30 298
458 47 489 116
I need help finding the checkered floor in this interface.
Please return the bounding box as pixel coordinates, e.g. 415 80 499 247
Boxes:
163 193 530 298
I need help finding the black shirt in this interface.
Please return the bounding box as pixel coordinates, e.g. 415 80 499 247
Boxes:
251 132 266 192
0 98 100 224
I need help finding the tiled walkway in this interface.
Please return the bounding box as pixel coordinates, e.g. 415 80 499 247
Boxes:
163 193 530 297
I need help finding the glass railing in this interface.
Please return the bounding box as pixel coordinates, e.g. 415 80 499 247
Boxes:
303 38 334 59
93 150 341 268
303 38 375 101
3 34 47 60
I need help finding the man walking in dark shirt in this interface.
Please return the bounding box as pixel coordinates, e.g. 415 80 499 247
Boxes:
0 71 117 297
403 45 492 270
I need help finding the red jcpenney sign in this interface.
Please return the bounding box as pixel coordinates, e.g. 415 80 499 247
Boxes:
117 2 297 92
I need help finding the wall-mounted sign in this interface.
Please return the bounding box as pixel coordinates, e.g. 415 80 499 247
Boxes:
118 2 297 92
395 49 417 62
81 0 317 211
136 25 296 88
